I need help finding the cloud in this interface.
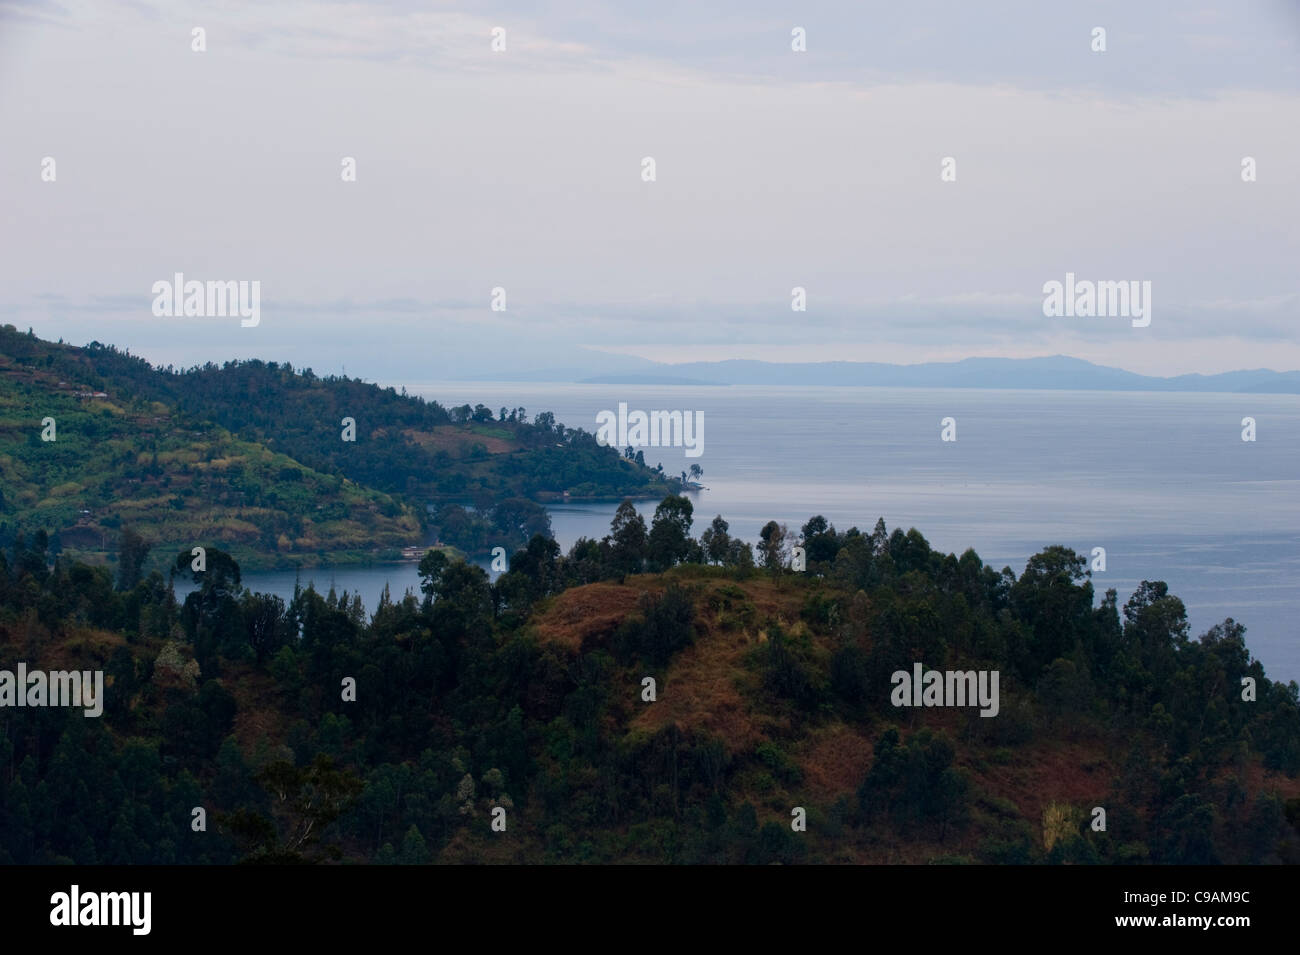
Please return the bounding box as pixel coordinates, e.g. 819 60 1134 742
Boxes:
1 1 1296 379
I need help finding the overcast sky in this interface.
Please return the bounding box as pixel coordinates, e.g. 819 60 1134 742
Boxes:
2 0 1298 379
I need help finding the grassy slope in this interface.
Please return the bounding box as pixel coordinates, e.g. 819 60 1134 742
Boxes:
0 351 421 571
516 568 1300 863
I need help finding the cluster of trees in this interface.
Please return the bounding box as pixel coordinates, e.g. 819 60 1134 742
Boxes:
428 499 552 554
1 500 1297 865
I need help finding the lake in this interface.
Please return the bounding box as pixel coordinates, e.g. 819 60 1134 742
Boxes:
238 383 1300 683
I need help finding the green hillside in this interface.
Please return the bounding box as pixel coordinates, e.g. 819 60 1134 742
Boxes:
0 346 421 570
0 326 676 569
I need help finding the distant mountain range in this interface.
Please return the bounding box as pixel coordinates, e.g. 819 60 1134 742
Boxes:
559 356 1300 393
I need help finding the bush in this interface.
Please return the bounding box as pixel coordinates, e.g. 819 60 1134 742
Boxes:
761 623 825 712
754 741 804 785
613 584 695 667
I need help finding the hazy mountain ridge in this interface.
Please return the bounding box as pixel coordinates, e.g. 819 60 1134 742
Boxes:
511 355 1300 392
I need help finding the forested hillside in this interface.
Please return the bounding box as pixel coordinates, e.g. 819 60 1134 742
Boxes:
2 502 1296 865
0 326 677 568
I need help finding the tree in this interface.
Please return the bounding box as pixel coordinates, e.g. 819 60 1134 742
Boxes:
175 546 241 595
647 495 693 571
241 591 287 665
869 517 888 556
762 622 819 709
932 765 970 843
858 728 905 819
1124 580 1189 685
608 500 647 576
888 527 934 576
495 535 562 621
1156 792 1218 864
615 583 695 667
491 498 552 545
757 521 789 574
830 642 869 706
115 527 150 591
224 755 363 863
1010 546 1094 678
1037 657 1092 732
1242 791 1287 863
701 515 731 565
802 515 828 538
801 515 839 567
175 547 243 667
430 560 494 646
417 549 449 599
398 824 431 864
724 538 754 570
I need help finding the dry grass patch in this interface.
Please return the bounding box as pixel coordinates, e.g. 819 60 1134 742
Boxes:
530 581 645 652
797 723 874 801
971 739 1113 826
227 666 291 751
629 625 763 754
402 426 514 455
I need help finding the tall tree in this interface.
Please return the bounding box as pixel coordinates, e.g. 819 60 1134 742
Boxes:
608 499 647 576
701 515 731 565
647 494 693 571
116 527 151 591
757 521 789 574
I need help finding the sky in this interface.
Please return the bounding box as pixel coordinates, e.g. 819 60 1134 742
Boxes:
1 0 1298 380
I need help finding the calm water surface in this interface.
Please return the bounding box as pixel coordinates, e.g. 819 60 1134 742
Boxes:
236 384 1300 683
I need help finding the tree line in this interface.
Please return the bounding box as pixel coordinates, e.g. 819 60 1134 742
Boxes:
1 498 1297 865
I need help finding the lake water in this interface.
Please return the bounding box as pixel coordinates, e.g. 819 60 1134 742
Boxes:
239 383 1300 684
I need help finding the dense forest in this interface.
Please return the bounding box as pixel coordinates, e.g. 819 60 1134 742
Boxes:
2 500 1297 865
0 326 678 568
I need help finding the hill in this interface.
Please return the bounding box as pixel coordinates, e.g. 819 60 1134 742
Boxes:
1 505 1296 865
0 326 678 569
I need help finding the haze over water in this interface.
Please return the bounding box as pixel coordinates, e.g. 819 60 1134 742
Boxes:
241 383 1300 684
